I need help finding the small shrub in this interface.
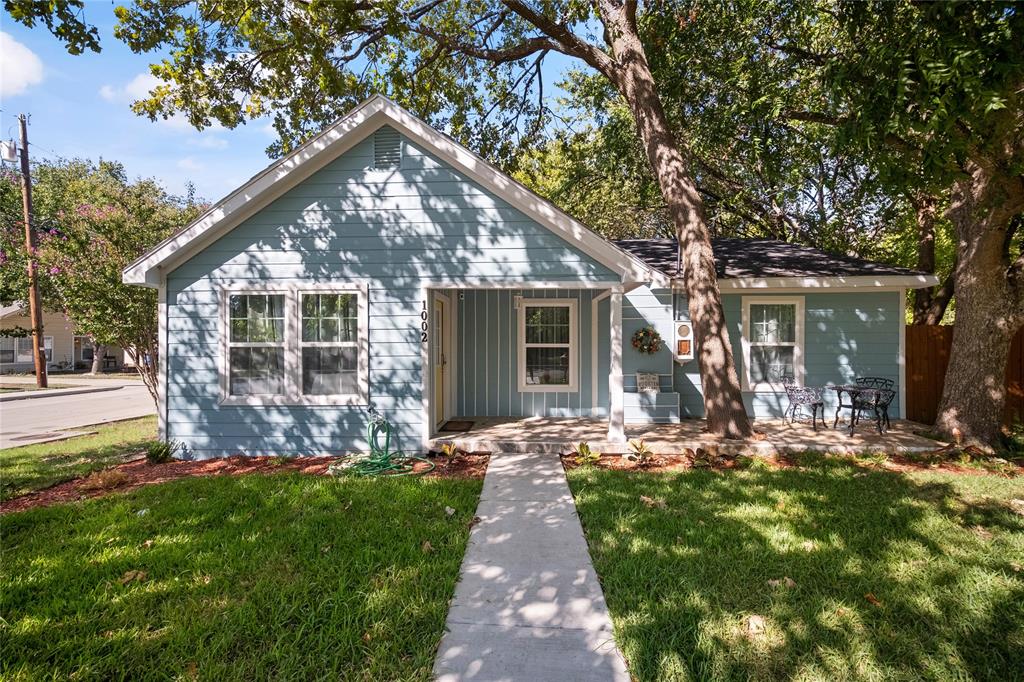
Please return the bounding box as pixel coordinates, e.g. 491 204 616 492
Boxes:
79 469 130 491
572 442 600 466
625 439 654 466
146 440 182 464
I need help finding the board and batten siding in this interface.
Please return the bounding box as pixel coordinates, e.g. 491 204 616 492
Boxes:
164 126 620 458
456 288 605 418
674 291 904 418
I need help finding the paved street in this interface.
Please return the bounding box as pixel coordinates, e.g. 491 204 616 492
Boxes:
0 380 155 448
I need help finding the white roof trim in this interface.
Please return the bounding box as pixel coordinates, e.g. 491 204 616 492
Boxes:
706 274 940 290
123 95 664 288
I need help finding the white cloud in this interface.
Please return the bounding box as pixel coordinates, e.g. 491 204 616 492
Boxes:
176 157 204 172
1 31 44 97
99 72 223 133
187 136 229 150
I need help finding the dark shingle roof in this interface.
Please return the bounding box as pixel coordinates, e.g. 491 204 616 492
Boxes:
614 238 926 280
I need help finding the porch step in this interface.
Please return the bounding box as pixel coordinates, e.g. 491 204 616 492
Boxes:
624 391 680 423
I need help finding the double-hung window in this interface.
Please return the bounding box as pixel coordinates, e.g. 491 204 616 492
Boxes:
228 294 286 396
222 284 368 405
741 296 804 391
0 336 52 364
518 298 578 391
301 293 359 396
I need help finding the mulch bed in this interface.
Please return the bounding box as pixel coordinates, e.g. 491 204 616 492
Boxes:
560 449 1022 477
1 453 489 514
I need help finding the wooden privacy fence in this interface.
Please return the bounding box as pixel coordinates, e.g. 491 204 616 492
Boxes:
905 325 1024 426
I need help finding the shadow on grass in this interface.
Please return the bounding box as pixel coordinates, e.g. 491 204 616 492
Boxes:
1 472 482 679
567 456 1024 681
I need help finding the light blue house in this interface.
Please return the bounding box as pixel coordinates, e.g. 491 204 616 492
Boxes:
124 96 938 458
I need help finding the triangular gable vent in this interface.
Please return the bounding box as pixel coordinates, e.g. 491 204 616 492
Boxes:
373 128 402 170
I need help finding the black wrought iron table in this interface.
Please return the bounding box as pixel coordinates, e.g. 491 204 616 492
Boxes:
829 384 885 436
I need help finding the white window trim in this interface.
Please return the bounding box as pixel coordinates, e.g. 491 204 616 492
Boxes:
3 335 53 363
740 295 805 392
517 297 579 393
219 282 369 406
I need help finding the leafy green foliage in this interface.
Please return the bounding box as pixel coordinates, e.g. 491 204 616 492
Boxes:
0 160 203 399
625 439 654 467
567 460 1024 680
571 441 600 466
145 439 182 464
1 472 482 678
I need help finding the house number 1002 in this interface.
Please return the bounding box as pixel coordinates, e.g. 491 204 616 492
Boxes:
420 301 429 343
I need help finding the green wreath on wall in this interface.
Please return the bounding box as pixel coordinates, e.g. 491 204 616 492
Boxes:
631 326 663 354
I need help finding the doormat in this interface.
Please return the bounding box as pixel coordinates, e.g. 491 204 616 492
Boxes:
439 420 474 432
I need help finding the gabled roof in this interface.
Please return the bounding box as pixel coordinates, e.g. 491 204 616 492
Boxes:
615 238 939 290
124 95 663 288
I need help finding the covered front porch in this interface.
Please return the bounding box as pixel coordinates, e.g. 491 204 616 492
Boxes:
428 416 945 456
424 283 630 448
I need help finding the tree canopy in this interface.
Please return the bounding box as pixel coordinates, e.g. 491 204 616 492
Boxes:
0 159 203 399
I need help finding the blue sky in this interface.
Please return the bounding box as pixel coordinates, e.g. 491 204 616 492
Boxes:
1 14 286 202
2 10 585 204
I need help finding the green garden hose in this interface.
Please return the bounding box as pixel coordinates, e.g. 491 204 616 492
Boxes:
327 410 434 477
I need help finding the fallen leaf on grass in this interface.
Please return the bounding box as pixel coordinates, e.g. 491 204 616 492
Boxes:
768 576 796 589
864 592 882 607
1010 562 1022 573
119 570 147 585
640 495 667 509
142 539 154 549
745 614 766 636
972 525 994 540
421 540 434 554
445 506 456 517
321 545 332 553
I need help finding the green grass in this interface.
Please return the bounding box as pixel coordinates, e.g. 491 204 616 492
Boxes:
567 455 1024 681
0 417 157 501
0 383 76 392
1 472 482 680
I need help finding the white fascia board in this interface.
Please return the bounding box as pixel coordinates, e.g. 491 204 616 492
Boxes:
123 95 659 288
680 274 941 291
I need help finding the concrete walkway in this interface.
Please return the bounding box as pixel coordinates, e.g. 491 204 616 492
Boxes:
433 453 629 681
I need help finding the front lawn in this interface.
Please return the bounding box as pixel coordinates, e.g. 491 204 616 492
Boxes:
0 416 156 500
567 455 1024 681
1 472 481 680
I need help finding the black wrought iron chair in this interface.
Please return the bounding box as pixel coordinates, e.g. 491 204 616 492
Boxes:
782 377 824 430
852 377 894 426
855 377 895 390
853 387 896 434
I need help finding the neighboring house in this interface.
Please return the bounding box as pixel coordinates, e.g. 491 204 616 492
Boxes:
0 304 126 373
123 96 938 459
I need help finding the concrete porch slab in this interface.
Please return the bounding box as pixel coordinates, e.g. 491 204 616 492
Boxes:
429 416 946 456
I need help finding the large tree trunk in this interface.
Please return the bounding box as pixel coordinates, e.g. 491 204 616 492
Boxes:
910 192 955 325
935 161 1024 447
89 342 104 374
605 23 752 438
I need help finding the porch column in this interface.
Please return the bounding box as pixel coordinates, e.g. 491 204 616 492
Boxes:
608 285 625 441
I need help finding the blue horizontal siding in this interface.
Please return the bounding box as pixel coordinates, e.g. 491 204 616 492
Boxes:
674 291 903 419
165 126 619 457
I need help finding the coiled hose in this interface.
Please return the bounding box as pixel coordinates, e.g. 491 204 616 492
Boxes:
327 410 434 477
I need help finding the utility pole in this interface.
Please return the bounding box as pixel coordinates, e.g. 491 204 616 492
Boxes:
18 114 47 388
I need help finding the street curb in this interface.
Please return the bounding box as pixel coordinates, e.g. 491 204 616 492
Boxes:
0 385 125 403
